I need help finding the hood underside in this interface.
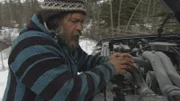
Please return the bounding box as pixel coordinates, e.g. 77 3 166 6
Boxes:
160 0 180 23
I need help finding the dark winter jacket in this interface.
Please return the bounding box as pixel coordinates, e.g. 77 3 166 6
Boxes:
2 14 115 101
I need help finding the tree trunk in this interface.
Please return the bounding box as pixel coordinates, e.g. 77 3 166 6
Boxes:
109 1 114 36
152 0 157 33
8 0 13 27
97 3 101 34
0 51 5 70
0 4 3 28
125 0 142 34
145 0 151 31
117 0 123 31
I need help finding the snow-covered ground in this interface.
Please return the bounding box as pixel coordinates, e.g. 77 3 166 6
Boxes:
0 70 8 101
0 27 19 42
0 28 97 100
79 38 97 54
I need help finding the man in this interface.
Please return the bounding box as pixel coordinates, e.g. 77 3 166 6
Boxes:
3 0 134 101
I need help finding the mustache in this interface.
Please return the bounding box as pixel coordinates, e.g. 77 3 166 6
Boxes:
74 31 82 36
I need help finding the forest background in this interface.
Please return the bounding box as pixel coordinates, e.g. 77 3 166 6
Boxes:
0 0 180 41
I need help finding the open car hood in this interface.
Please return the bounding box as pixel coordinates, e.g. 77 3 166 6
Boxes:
160 0 180 23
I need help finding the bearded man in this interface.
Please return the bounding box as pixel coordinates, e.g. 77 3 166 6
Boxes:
3 0 134 101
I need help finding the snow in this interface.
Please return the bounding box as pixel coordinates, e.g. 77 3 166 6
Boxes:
0 28 97 100
0 27 19 42
79 38 97 55
0 70 8 101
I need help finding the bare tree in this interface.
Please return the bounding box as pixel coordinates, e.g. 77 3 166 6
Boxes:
109 0 114 35
117 0 123 30
145 0 151 31
125 0 142 34
0 3 4 28
97 3 101 33
8 0 13 27
0 51 5 70
152 0 157 33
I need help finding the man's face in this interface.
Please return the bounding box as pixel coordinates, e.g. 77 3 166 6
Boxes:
58 13 85 50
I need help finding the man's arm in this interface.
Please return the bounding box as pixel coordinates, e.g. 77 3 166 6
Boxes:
8 33 115 101
77 46 109 72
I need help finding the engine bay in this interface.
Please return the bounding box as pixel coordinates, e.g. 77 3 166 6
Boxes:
92 34 180 101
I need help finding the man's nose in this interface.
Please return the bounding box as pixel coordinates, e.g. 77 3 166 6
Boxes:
76 23 83 31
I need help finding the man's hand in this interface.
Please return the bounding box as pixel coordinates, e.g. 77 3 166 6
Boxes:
108 52 134 75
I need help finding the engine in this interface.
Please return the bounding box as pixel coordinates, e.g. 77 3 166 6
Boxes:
92 34 180 101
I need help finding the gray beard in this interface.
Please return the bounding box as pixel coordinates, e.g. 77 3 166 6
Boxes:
55 27 80 51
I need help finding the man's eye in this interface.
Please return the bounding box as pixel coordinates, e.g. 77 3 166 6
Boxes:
71 20 78 23
70 20 84 25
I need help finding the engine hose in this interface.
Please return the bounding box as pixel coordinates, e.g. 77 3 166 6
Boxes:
125 65 155 95
142 51 172 93
155 52 180 88
142 51 180 99
133 57 151 70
